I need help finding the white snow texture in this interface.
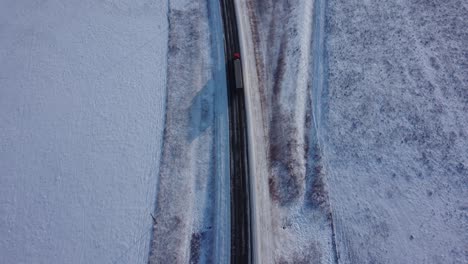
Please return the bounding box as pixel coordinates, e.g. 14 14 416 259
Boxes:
0 0 168 263
244 0 467 263
1 0 467 263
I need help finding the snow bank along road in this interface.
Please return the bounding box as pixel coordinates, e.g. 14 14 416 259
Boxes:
148 0 230 263
234 0 337 262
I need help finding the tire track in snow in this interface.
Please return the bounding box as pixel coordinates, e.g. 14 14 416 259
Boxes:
310 0 339 262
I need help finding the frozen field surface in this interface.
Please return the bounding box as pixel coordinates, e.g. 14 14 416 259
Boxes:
244 0 467 263
0 0 168 263
325 0 467 263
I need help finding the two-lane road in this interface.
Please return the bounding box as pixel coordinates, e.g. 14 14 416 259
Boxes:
219 0 252 263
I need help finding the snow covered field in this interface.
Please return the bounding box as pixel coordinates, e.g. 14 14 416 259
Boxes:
324 1 467 263
242 0 467 263
0 1 168 263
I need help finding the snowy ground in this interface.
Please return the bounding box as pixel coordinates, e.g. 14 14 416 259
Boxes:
242 0 467 263
2 0 466 263
148 0 230 263
242 0 335 262
0 1 168 263
324 1 467 263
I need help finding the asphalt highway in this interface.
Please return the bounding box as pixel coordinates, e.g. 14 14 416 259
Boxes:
219 0 252 263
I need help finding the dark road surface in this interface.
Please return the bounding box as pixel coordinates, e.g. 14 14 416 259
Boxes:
219 0 252 263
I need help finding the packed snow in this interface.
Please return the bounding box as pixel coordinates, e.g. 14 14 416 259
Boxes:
0 0 168 263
